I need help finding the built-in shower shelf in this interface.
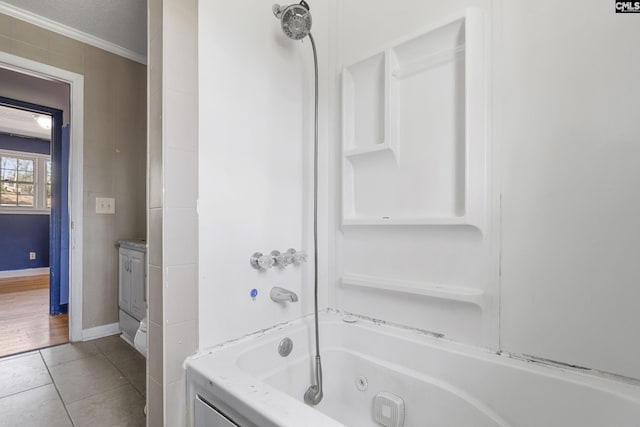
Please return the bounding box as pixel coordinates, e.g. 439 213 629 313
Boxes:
342 216 469 226
341 274 485 307
342 9 487 231
391 44 465 80
343 143 395 159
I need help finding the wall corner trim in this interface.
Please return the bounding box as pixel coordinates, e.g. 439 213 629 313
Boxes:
0 1 147 65
81 322 120 341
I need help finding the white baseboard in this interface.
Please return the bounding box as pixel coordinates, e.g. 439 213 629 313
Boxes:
0 267 50 279
81 322 120 341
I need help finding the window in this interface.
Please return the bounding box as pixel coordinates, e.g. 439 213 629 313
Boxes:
0 149 51 213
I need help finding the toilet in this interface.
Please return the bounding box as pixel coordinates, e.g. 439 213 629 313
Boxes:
134 317 148 357
134 317 148 416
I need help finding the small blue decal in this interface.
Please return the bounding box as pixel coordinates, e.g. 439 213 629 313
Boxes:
250 288 258 301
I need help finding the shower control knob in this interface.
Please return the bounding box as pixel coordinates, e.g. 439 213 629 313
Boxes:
259 254 275 269
292 249 307 264
282 248 297 265
271 250 284 267
250 252 275 270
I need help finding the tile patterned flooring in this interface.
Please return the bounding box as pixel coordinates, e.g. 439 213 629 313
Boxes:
0 335 146 427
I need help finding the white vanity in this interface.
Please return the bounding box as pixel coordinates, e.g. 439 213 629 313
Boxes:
117 239 147 347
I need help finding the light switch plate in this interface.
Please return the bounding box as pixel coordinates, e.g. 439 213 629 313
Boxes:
96 197 116 214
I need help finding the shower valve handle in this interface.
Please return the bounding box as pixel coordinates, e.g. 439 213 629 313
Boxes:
281 248 296 265
271 250 287 267
290 249 307 264
259 254 275 269
250 252 275 270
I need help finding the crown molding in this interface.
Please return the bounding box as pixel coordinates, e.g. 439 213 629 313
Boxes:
0 1 146 65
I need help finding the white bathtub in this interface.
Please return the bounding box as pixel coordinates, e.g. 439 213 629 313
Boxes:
186 312 640 426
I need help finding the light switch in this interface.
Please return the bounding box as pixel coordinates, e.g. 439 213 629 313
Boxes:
96 197 116 214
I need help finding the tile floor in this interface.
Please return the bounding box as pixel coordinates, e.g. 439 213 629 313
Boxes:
0 334 146 427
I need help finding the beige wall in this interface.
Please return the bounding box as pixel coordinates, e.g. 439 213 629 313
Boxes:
0 13 147 329
0 68 70 123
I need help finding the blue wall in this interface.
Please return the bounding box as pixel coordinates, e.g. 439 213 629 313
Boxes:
0 132 50 272
0 215 50 270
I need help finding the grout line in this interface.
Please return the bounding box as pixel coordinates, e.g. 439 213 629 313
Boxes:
0 350 40 362
91 336 147 400
2 339 145 424
0 382 52 401
0 339 72 362
43 344 143 413
104 355 147 400
498 192 503 352
38 350 76 427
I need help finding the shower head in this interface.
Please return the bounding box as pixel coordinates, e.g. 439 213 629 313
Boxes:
272 1 312 40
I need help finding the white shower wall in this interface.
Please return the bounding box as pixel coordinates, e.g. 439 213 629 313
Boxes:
331 0 498 348
496 0 640 379
331 0 640 380
195 0 640 382
197 0 332 349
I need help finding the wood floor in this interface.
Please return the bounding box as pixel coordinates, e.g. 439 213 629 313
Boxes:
0 274 68 358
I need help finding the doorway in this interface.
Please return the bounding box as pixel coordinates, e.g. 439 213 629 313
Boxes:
0 99 67 357
0 51 84 343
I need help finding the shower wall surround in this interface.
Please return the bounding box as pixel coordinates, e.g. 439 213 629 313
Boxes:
496 0 640 379
192 0 640 397
334 0 497 348
147 0 199 425
342 11 487 228
197 0 332 350
332 0 640 381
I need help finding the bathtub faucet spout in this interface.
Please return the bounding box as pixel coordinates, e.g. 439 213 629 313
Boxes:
270 286 299 303
304 355 323 405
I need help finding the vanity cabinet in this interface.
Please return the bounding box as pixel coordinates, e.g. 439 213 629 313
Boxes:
118 247 145 321
117 240 147 344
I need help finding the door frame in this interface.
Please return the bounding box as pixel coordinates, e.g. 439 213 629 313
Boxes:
0 96 64 315
0 52 84 341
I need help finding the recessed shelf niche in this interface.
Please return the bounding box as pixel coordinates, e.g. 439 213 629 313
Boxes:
342 9 487 230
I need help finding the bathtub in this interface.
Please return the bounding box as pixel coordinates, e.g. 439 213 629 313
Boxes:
186 312 640 427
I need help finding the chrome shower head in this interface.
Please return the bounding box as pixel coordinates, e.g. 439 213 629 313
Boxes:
272 1 312 40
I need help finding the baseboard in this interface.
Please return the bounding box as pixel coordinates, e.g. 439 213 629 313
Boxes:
82 322 120 341
120 333 135 347
0 267 50 279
